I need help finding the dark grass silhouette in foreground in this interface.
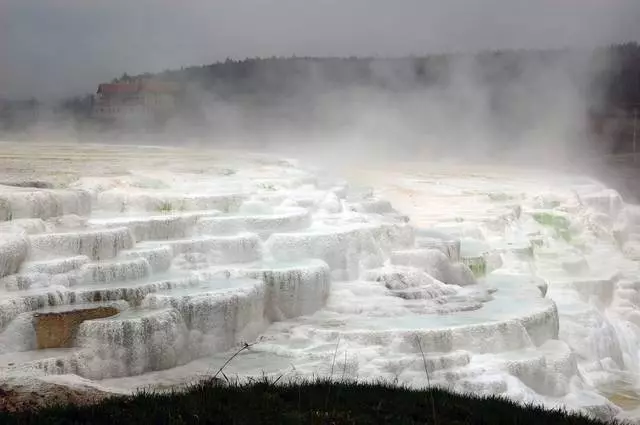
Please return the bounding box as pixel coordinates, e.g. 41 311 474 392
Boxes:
0 378 619 425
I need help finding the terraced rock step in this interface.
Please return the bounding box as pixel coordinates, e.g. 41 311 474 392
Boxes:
415 229 461 261
0 188 92 220
21 256 90 275
83 258 152 285
0 235 29 278
2 144 639 421
196 208 312 238
68 274 203 305
0 274 202 331
0 218 47 235
141 278 267 357
76 308 189 379
265 224 387 275
34 303 122 349
96 190 246 213
88 210 221 242
29 227 134 260
119 246 172 273
200 260 332 320
141 233 263 265
390 249 476 286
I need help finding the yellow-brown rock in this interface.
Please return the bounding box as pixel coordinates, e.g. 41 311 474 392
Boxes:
34 306 119 349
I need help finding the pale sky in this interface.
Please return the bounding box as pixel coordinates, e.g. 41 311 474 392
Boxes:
1 0 639 100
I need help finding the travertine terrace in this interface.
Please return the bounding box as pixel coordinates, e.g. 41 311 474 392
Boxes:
1 142 640 421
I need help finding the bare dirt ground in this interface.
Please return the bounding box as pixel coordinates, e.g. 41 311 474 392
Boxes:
0 380 113 413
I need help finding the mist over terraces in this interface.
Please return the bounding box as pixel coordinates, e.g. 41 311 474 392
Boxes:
1 43 639 154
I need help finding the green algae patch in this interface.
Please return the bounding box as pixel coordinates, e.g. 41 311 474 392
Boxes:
532 212 570 230
462 256 487 277
157 202 174 213
532 212 576 242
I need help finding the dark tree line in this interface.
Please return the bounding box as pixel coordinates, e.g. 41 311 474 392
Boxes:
1 43 639 136
114 43 639 109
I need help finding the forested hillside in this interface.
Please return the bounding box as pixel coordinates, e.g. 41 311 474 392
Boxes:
1 43 639 151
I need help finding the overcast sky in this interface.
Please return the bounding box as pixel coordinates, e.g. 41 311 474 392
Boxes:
1 0 639 100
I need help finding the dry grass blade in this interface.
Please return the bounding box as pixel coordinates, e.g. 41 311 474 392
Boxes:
325 336 342 411
416 335 438 425
212 341 256 381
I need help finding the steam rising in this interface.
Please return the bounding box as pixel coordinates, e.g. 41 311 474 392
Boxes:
3 1 640 175
0 51 620 173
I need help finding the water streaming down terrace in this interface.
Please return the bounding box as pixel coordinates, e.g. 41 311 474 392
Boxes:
2 145 640 421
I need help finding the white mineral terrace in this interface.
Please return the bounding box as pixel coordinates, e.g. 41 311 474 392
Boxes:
2 142 640 421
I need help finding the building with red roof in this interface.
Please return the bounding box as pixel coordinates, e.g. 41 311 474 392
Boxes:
92 79 180 123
